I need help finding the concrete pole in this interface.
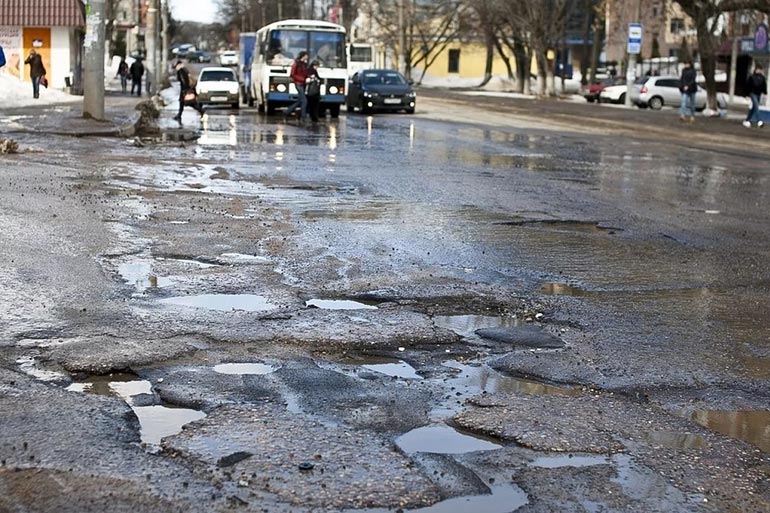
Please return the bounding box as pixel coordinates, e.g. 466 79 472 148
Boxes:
146 0 157 95
160 0 169 86
625 0 641 107
728 12 739 103
398 0 405 75
83 0 107 119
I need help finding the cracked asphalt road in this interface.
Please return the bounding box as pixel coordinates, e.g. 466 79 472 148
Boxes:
1 91 768 512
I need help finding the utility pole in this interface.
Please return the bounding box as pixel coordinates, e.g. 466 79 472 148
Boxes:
83 0 106 119
729 11 740 103
160 0 169 87
398 0 405 75
625 0 641 108
146 0 157 96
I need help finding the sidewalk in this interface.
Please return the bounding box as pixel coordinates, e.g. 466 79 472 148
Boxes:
0 79 147 137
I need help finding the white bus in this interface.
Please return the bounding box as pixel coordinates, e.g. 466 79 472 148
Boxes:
347 43 376 76
249 19 348 117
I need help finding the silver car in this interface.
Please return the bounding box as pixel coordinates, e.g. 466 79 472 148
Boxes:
636 75 725 110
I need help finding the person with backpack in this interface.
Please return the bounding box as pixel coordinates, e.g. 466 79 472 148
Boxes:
743 63 767 128
24 49 46 99
173 60 204 122
305 60 322 123
117 57 129 93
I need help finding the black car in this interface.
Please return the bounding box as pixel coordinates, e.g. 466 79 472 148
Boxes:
346 69 416 114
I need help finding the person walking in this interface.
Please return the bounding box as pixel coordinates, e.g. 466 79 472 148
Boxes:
117 57 129 93
679 60 697 123
24 49 46 99
173 60 204 122
130 58 144 96
743 64 767 128
284 51 310 121
306 60 322 123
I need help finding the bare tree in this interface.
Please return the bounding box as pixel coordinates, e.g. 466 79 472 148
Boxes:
675 0 770 108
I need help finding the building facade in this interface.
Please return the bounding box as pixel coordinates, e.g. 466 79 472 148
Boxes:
0 0 85 89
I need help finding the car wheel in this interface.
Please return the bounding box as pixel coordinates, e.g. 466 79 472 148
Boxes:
329 104 340 118
231 102 239 109
346 103 354 113
586 97 595 103
406 108 415 114
266 101 276 116
618 93 626 104
648 96 663 110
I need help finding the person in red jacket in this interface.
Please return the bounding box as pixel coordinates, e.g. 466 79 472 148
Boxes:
284 51 310 120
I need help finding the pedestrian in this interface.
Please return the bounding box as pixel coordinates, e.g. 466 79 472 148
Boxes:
24 49 46 99
130 58 144 96
117 57 129 93
743 63 767 128
284 51 310 121
306 60 322 123
679 60 697 123
173 60 203 122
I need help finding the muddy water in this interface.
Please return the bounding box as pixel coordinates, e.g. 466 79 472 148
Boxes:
396 424 502 454
159 294 277 312
691 410 770 453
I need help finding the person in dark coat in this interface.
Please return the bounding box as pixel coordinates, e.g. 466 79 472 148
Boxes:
117 58 129 93
306 60 322 122
743 63 767 128
130 58 144 96
679 60 697 123
284 51 310 120
173 61 203 122
24 49 46 99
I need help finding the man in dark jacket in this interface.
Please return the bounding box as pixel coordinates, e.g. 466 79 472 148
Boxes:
129 58 144 96
743 64 767 128
24 49 46 99
173 61 203 122
679 61 697 123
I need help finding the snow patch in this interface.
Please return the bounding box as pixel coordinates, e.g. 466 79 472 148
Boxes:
0 71 80 108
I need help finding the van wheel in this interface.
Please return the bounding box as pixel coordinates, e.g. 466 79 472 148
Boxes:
346 103 354 113
648 96 663 110
266 102 276 115
329 104 340 118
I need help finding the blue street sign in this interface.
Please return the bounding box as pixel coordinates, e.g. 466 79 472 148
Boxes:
628 23 643 55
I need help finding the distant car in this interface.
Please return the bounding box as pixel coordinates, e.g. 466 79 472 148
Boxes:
219 51 238 66
187 50 211 63
635 75 727 110
599 81 641 104
346 69 416 114
584 78 620 102
196 67 239 109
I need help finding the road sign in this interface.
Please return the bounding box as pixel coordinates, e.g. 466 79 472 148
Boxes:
628 23 642 55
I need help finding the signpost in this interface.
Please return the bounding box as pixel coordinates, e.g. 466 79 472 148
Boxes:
625 22 642 107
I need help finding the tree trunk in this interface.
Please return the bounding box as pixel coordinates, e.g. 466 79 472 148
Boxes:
479 32 495 87
515 38 528 93
695 15 718 110
494 37 514 80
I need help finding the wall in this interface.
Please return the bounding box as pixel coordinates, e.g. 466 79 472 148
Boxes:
0 26 23 77
420 42 510 80
51 26 72 88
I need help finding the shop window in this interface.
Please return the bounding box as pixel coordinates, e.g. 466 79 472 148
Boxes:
448 49 460 73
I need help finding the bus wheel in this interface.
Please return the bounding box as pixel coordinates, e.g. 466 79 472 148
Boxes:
266 102 276 116
257 100 265 113
329 104 340 118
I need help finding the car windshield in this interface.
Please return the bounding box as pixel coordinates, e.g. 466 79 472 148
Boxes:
200 70 235 82
267 29 346 68
362 71 407 86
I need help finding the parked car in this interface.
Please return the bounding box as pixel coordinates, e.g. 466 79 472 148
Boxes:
196 67 239 109
635 75 727 110
599 80 642 104
219 50 238 66
346 69 416 114
583 78 620 102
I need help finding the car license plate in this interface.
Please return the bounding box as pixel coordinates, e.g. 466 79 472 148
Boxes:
383 98 401 104
211 96 228 102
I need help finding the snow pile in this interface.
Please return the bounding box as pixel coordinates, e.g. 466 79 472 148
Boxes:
0 72 79 108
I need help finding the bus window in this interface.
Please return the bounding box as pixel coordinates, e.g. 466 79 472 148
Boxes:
349 45 372 63
267 30 307 65
310 31 346 68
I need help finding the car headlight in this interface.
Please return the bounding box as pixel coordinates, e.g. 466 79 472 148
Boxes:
364 91 373 98
328 86 338 94
407 91 416 97
276 83 287 92
198 88 208 94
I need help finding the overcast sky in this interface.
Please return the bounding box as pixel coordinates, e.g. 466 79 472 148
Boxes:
170 0 219 24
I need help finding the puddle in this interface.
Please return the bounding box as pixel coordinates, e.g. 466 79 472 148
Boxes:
433 315 520 339
403 484 527 513
539 282 588 297
213 362 278 375
67 374 206 449
691 410 770 453
16 356 67 382
158 256 219 268
118 261 174 290
159 294 277 312
306 298 378 310
515 220 619 234
396 424 502 454
362 360 422 380
530 454 610 468
217 253 271 264
443 361 580 397
643 431 709 450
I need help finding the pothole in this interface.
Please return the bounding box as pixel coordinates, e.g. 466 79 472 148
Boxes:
118 260 174 290
159 294 277 312
539 282 588 297
16 356 68 382
396 424 502 455
67 373 206 451
405 483 528 513
306 298 379 310
691 410 770 452
643 431 709 450
529 454 610 468
434 315 520 339
213 362 279 375
217 253 271 264
362 359 422 380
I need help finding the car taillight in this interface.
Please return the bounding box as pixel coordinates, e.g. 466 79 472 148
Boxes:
640 85 648 94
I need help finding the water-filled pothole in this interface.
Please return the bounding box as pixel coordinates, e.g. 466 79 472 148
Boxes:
306 298 378 310
396 424 503 455
16 356 67 382
691 410 770 452
643 431 709 450
217 253 271 264
362 360 422 380
404 483 528 513
118 261 174 290
213 362 278 375
434 315 520 339
529 454 610 468
159 294 277 312
67 374 206 450
539 282 588 297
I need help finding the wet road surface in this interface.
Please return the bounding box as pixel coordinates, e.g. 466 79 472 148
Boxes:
1 93 769 512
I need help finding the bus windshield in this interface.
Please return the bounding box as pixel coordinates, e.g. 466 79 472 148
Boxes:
267 30 346 68
349 45 372 62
